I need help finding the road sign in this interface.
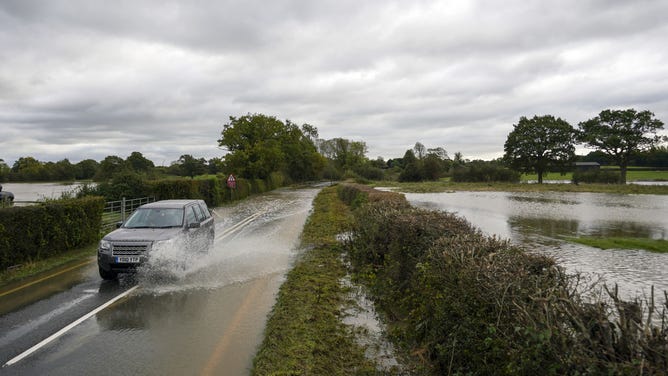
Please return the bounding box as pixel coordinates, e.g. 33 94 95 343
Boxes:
227 174 237 189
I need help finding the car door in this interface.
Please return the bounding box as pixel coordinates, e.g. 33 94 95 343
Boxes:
194 202 214 250
195 202 214 238
184 204 203 252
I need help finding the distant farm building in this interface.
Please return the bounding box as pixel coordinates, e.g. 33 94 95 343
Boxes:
575 162 600 171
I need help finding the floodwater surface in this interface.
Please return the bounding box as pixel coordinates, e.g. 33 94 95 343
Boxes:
1 182 86 202
405 190 668 301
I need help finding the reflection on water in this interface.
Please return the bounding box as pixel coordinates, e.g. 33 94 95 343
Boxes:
405 191 668 302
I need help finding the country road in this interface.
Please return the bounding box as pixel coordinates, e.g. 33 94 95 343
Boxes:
0 187 319 376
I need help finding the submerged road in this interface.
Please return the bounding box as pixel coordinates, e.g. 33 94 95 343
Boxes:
0 187 319 375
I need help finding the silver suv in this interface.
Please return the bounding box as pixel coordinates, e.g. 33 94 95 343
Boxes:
97 199 215 280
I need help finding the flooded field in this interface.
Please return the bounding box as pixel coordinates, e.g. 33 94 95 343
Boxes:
1 182 86 202
404 190 668 301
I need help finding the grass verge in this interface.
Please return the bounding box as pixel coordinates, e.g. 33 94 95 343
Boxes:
521 168 668 182
0 243 97 288
567 236 668 253
378 180 668 195
251 186 380 375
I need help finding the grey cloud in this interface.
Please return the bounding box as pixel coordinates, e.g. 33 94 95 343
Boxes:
1 0 667 165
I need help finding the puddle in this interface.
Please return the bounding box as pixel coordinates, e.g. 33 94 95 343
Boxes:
340 274 404 374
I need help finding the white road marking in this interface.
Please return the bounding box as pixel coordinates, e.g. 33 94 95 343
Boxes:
3 285 139 367
215 212 264 241
4 212 263 367
0 294 95 346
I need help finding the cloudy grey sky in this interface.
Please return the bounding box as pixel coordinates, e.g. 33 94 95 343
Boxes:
1 0 667 166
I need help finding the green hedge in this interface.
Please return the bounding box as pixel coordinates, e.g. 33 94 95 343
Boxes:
0 196 105 269
572 169 620 184
149 172 289 207
451 162 520 182
340 184 668 375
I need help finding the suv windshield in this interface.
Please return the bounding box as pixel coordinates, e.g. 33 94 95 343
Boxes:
123 208 184 228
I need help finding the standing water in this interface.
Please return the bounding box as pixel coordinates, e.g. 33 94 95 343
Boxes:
404 190 668 302
1 182 86 202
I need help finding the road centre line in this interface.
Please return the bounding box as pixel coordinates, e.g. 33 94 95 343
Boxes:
3 285 139 367
200 279 266 376
0 259 95 299
215 211 264 241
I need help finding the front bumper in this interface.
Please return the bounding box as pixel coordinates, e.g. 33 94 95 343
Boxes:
97 253 148 273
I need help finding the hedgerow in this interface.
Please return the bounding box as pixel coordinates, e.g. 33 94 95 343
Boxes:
340 184 668 375
0 196 105 269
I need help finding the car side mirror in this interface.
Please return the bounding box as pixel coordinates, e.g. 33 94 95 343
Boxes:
188 222 200 229
115 221 123 229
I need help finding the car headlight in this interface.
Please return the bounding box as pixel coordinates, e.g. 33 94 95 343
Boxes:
99 240 112 254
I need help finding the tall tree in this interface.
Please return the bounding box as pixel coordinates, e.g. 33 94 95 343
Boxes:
174 154 207 179
413 142 426 159
0 159 10 182
317 138 368 172
95 155 128 181
75 159 100 180
218 114 286 179
126 151 155 173
503 115 576 184
398 149 422 182
218 113 325 180
578 109 664 183
11 156 44 181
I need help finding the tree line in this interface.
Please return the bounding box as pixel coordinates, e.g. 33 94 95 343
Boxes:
0 152 227 183
2 109 666 185
503 108 665 183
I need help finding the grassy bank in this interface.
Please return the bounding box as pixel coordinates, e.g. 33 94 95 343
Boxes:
568 236 668 253
379 180 668 195
251 186 381 375
0 243 96 288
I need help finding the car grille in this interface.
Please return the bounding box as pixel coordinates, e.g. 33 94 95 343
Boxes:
111 242 151 256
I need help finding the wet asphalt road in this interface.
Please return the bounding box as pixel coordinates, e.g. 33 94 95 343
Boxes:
0 187 319 375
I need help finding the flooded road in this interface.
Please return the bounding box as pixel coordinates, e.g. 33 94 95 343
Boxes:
405 191 668 302
0 187 318 375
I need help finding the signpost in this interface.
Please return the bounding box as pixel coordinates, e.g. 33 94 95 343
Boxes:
226 174 236 189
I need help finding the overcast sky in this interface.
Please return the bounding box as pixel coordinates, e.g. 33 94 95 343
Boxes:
1 0 667 166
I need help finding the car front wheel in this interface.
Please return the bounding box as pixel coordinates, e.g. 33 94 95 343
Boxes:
99 266 118 280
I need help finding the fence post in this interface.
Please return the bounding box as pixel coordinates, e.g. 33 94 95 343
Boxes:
121 197 126 222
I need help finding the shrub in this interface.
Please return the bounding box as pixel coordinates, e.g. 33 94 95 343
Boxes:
96 172 152 200
151 179 196 201
196 177 223 207
354 165 385 181
251 179 267 194
572 169 620 184
0 196 105 269
451 161 520 182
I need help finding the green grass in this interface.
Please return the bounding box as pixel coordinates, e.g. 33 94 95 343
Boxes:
251 186 381 375
0 243 97 288
567 236 668 253
520 168 668 182
521 172 573 182
375 180 668 195
623 170 668 181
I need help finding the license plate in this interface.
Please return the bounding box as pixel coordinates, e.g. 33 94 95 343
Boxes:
115 256 141 263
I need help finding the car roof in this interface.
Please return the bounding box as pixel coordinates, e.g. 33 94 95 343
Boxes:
139 199 205 209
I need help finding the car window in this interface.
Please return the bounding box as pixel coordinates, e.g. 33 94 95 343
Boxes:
185 206 198 225
124 208 183 228
198 203 211 219
193 204 205 221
